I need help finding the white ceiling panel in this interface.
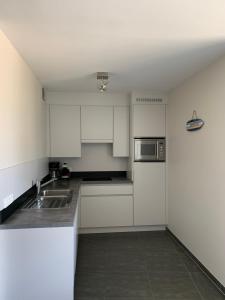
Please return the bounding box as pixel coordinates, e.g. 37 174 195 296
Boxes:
1 0 225 92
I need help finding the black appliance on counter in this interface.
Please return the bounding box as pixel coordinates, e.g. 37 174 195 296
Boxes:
49 161 60 179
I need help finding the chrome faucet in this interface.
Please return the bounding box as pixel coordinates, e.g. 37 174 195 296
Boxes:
36 180 41 195
36 178 57 196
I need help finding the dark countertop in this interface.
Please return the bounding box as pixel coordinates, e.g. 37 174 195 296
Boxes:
0 177 133 230
0 179 80 230
80 177 133 185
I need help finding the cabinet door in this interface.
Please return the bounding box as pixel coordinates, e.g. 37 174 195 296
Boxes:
134 162 165 225
81 184 133 196
80 195 133 228
50 105 81 157
81 106 113 141
113 106 129 157
133 104 165 137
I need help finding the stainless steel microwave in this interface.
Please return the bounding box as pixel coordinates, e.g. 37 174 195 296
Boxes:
134 138 166 162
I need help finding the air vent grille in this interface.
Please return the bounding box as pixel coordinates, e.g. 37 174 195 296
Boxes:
136 97 163 103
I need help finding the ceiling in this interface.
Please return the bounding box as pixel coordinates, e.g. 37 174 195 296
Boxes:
1 0 225 93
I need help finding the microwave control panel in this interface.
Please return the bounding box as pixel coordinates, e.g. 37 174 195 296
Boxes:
158 140 166 161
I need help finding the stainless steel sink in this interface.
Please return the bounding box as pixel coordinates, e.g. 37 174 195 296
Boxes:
40 189 73 197
21 189 73 209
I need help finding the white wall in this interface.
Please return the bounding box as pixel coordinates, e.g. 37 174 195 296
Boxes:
51 144 128 172
0 158 48 210
168 55 225 286
0 31 48 207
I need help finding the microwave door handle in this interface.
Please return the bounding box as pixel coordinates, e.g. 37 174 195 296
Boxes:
135 140 140 161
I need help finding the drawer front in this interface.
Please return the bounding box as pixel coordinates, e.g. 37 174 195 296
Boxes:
80 195 133 228
80 184 133 196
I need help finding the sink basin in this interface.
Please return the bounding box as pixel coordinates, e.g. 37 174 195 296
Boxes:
22 196 71 209
21 189 73 209
40 189 72 196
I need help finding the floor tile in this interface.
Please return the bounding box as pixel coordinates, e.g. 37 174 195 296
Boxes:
75 297 104 300
105 231 140 238
105 297 153 300
139 234 179 253
191 272 225 300
105 272 152 297
78 235 110 252
153 294 201 300
77 247 146 273
180 253 202 273
138 230 168 237
76 250 109 272
148 271 202 300
145 252 187 273
106 232 140 250
75 272 107 298
75 231 224 300
170 239 186 253
108 248 147 272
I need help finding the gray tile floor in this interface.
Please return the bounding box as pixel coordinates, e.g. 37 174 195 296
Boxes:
75 231 225 300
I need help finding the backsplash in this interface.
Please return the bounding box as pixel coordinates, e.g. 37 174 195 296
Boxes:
0 158 48 210
50 144 128 172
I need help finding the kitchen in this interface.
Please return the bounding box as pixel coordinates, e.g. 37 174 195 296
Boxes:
0 1 225 300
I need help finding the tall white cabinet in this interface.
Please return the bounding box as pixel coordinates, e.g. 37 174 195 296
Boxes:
134 162 166 225
50 105 81 157
131 98 167 227
133 104 165 137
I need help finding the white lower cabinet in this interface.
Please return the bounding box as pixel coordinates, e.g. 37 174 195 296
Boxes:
80 184 133 196
73 203 79 274
80 184 133 228
134 162 166 226
81 195 133 228
0 211 78 300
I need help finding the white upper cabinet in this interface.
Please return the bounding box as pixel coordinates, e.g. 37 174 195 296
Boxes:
81 106 113 142
49 105 81 157
113 106 129 157
133 104 165 137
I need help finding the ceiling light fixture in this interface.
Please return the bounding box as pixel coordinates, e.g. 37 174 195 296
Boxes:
97 72 109 92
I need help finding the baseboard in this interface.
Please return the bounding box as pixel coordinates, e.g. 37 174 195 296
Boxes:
166 227 225 296
79 225 166 234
